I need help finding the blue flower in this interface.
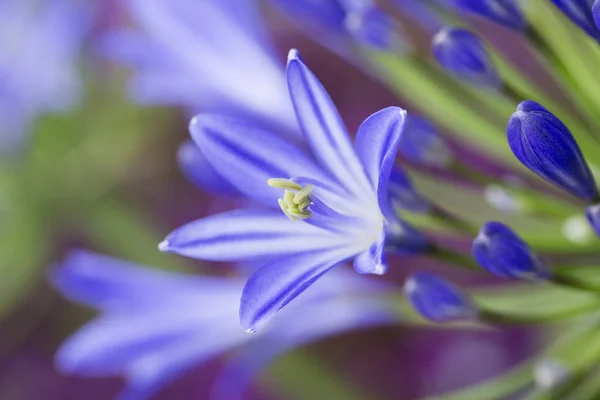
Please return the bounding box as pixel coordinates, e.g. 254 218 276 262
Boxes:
399 115 454 168
345 4 406 51
450 0 526 30
507 100 598 202
160 49 427 332
0 0 90 152
432 27 500 89
551 0 600 41
404 272 477 323
472 221 551 280
102 0 297 133
50 250 395 400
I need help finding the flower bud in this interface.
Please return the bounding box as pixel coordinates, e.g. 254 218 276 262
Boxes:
387 167 431 213
452 0 526 30
472 221 551 280
345 5 406 51
404 272 477 323
551 0 600 41
399 115 454 168
594 0 600 31
432 27 500 88
507 100 598 202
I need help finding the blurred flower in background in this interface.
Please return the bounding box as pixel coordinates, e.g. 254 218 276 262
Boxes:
5 0 600 399
0 0 91 153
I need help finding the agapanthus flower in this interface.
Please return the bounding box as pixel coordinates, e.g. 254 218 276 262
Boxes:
50 250 395 400
0 0 90 152
160 49 428 332
102 0 296 133
399 115 454 168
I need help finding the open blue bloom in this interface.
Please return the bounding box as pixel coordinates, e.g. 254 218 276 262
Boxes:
102 0 296 133
433 27 500 89
551 0 600 41
473 221 551 280
0 0 90 152
160 49 428 332
507 100 598 202
450 0 526 30
594 0 600 30
50 250 395 400
399 115 454 168
404 272 477 323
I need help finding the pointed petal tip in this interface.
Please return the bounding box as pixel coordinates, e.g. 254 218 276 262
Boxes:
157 239 170 252
287 48 301 64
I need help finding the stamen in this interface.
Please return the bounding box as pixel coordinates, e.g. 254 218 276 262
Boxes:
268 178 313 220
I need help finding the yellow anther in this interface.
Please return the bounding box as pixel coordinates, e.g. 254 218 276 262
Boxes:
268 178 303 191
293 184 313 204
269 178 314 220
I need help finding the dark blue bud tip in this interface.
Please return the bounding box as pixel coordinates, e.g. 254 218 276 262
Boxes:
403 272 478 323
472 221 551 281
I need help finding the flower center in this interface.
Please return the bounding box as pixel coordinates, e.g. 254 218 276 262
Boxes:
268 178 313 221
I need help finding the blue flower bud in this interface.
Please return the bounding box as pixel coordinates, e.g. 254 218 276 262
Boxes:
472 221 551 280
432 27 500 89
585 203 600 237
507 100 598 202
399 115 454 168
387 167 431 213
404 272 477 323
270 0 348 34
594 0 600 31
551 0 600 41
452 0 526 30
345 5 406 51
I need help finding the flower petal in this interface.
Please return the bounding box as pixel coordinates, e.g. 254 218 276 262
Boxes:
189 114 327 206
177 140 240 196
355 107 407 216
239 248 353 332
353 230 388 275
286 49 372 197
211 296 395 400
49 250 244 311
160 210 345 261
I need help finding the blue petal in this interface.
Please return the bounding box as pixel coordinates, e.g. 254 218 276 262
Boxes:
355 107 407 218
586 203 600 237
345 6 406 51
595 1 600 31
177 140 240 196
286 49 373 198
399 115 453 168
49 250 243 311
211 296 394 400
353 230 388 275
551 0 600 40
189 114 327 207
239 248 353 332
160 210 345 261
